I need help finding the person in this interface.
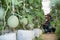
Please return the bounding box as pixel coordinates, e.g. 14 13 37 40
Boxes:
45 14 53 21
42 15 51 33
42 20 51 33
42 23 48 33
42 14 53 33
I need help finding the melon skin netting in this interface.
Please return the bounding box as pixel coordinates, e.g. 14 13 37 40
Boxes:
7 15 19 28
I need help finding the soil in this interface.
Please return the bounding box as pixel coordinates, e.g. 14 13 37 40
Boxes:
41 33 57 40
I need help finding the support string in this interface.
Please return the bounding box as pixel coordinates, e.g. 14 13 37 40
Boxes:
12 0 15 15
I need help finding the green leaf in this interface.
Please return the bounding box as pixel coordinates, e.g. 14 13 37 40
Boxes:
29 0 34 4
35 10 45 20
27 15 33 24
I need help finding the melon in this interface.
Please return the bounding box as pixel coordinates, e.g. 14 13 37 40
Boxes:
20 18 28 25
0 7 4 20
27 23 34 29
7 15 19 28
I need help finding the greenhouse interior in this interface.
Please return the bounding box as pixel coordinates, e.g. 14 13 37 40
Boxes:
0 0 60 40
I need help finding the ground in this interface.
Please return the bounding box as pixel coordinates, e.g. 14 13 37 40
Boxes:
41 33 57 40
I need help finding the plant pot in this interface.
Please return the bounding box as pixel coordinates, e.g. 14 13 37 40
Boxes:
0 33 16 40
17 30 35 40
33 28 42 38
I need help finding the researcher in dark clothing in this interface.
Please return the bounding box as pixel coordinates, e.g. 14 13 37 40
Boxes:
42 14 52 33
42 20 51 33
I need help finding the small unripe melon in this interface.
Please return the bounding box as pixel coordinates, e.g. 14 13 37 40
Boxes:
20 18 28 25
7 15 19 28
27 23 34 29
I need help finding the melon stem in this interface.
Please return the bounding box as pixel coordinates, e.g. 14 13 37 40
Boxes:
23 25 26 30
12 28 16 32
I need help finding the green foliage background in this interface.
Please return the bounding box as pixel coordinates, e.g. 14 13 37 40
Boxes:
0 0 45 30
50 0 60 40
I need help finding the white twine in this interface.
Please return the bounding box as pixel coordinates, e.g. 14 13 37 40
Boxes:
12 0 15 15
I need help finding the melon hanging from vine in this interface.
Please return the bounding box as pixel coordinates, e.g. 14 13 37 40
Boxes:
7 15 19 28
20 18 28 25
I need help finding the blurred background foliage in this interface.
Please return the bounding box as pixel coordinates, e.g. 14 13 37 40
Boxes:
50 0 60 40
